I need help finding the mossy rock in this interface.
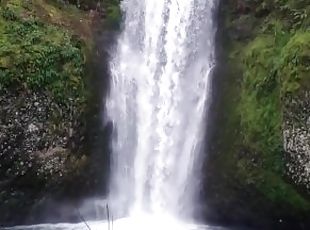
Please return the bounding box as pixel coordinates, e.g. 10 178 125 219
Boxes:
280 31 310 93
212 0 310 222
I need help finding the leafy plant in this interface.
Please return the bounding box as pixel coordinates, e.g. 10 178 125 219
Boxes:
0 4 86 103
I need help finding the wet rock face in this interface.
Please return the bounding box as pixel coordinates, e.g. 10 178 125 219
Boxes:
283 91 310 191
0 89 86 224
0 89 90 225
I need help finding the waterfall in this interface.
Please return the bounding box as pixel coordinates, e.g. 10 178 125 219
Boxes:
5 0 220 229
106 0 217 220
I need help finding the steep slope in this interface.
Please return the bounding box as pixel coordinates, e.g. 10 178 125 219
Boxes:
0 0 111 225
204 0 310 228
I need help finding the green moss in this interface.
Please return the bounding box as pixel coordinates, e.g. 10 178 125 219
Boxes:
219 0 310 214
104 0 121 28
280 31 310 93
234 154 310 211
240 34 283 171
0 0 87 103
237 26 310 199
106 4 121 27
259 171 310 211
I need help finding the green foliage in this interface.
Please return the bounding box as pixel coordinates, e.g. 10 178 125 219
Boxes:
238 3 309 173
1 6 18 20
106 3 121 27
66 0 122 28
103 0 121 28
280 31 310 93
0 2 85 102
241 34 283 171
221 0 310 210
259 171 310 211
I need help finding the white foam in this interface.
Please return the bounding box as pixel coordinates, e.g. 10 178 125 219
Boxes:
106 0 218 218
5 214 225 230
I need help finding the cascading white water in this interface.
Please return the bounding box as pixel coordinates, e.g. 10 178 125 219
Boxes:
107 0 217 221
6 1 221 229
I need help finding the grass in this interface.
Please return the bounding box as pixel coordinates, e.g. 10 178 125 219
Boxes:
0 0 90 103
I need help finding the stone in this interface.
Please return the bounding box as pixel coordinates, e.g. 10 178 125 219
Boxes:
283 91 310 192
27 123 38 133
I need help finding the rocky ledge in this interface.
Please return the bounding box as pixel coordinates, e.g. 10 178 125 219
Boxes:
0 89 87 225
284 91 310 191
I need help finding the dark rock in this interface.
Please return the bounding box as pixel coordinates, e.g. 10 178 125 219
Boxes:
0 89 87 226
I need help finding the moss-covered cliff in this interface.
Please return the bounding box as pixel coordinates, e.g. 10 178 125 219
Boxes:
204 0 310 228
0 0 120 226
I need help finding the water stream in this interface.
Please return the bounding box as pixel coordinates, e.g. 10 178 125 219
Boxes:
5 0 219 229
107 0 217 220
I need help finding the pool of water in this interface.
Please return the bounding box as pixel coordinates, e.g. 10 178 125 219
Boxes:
2 213 226 230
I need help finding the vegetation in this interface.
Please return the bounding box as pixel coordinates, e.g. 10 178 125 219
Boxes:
0 0 97 225
104 0 121 27
0 0 91 103
216 0 310 215
67 0 122 27
0 0 122 102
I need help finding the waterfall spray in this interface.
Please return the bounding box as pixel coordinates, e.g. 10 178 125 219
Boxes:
107 0 217 220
